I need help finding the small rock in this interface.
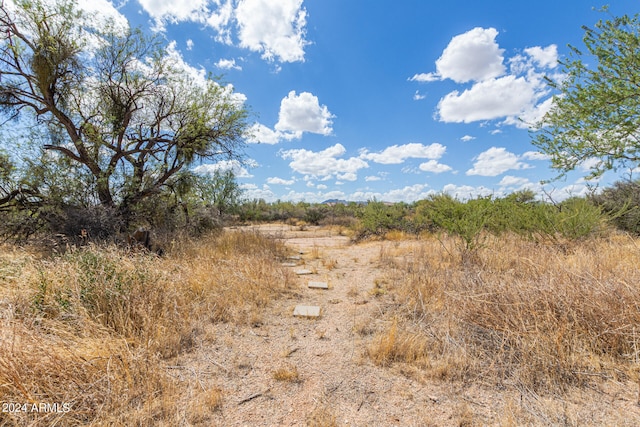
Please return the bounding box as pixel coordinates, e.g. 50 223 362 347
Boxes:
293 305 321 318
308 281 329 289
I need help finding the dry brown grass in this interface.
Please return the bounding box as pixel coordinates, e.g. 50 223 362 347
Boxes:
366 319 430 367
367 232 640 392
306 404 337 427
0 230 294 426
310 245 321 259
272 363 302 383
383 230 412 241
321 257 338 270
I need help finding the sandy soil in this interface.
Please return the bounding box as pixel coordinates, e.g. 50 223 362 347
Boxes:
173 224 640 426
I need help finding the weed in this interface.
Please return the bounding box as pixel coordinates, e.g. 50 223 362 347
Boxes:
369 279 387 297
273 364 301 383
322 258 338 270
366 319 430 367
306 405 337 427
310 245 321 259
354 318 376 336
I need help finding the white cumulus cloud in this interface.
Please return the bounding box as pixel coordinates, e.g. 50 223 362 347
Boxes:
466 147 532 177
411 26 559 128
235 0 308 62
216 58 242 70
137 0 208 28
245 123 282 144
78 0 129 32
275 91 334 137
419 160 452 174
408 72 439 83
267 176 295 185
435 27 505 83
521 151 551 161
246 91 334 144
240 183 276 200
207 0 234 44
281 143 368 181
437 75 535 123
498 175 531 187
498 176 542 195
134 0 309 63
361 143 446 164
525 45 558 69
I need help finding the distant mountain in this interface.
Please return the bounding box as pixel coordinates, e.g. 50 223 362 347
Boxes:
321 199 348 205
321 199 367 205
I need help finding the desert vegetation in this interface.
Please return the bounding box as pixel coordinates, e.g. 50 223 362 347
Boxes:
3 189 640 424
368 232 640 388
0 231 295 426
2 1 640 424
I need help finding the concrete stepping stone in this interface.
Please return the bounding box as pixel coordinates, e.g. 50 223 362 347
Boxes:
308 281 329 289
294 269 313 275
293 305 321 318
281 262 298 267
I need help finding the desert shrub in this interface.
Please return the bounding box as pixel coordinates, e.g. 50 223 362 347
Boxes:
304 206 327 225
236 198 272 222
48 205 125 241
353 200 410 240
0 207 45 241
552 197 606 240
591 179 640 234
427 194 492 253
485 191 543 237
418 193 605 247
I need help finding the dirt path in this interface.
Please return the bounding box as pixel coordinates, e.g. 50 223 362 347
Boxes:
172 225 463 426
171 224 640 426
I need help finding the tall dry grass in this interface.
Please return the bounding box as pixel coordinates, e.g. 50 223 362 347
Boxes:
0 230 294 426
367 232 640 392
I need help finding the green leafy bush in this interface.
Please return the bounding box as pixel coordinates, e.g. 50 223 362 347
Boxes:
304 207 327 225
591 179 640 234
554 197 605 240
353 200 410 239
427 194 492 252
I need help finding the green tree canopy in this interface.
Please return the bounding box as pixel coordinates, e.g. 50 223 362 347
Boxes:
532 10 640 180
0 0 248 228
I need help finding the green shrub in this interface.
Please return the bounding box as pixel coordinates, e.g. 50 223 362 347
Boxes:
354 200 409 239
418 192 603 249
304 207 327 225
427 194 492 252
591 179 640 234
554 197 605 240
486 191 542 237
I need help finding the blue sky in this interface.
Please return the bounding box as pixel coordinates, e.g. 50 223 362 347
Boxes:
77 1 640 202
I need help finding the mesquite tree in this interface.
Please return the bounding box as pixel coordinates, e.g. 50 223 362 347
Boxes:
0 0 248 231
532 10 640 180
